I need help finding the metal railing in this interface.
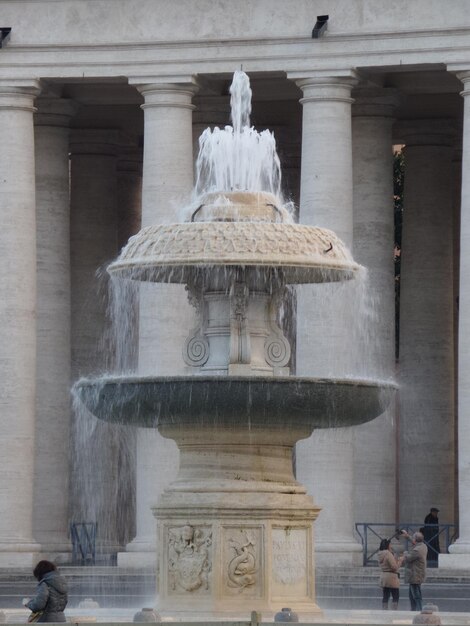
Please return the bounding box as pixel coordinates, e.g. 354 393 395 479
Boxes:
70 522 97 565
0 28 11 48
355 522 458 567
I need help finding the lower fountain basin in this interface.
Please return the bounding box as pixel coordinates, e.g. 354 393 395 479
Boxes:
74 375 395 431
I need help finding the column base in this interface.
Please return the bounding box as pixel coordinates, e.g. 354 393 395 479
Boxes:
439 542 470 569
35 537 71 564
0 542 41 567
117 551 157 568
315 540 363 567
117 538 157 568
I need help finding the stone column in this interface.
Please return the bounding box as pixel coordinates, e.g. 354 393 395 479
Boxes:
351 89 399 526
398 120 455 527
288 71 363 566
70 129 123 553
0 79 41 566
33 96 77 559
119 78 198 567
117 150 142 251
192 95 229 165
441 71 470 566
452 145 462 529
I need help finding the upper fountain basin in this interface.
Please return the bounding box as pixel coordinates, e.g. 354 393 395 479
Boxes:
108 192 360 284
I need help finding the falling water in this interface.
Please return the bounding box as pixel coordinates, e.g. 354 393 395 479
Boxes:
194 71 282 199
70 271 138 564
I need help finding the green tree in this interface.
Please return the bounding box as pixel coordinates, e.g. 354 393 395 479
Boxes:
394 149 405 359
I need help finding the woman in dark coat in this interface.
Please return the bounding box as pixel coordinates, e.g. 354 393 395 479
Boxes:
25 560 68 622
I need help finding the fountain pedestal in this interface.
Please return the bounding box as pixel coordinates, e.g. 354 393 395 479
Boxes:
153 425 322 619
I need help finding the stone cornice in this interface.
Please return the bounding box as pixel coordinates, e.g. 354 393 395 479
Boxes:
5 24 470 52
2 28 470 81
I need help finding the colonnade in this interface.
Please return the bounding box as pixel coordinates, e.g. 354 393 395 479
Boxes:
0 67 468 568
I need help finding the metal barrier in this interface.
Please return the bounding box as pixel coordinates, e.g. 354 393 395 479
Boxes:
355 522 458 567
70 522 97 565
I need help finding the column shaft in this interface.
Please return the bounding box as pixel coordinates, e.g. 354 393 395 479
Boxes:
352 90 398 527
33 97 76 557
70 130 124 553
119 80 197 567
290 72 363 566
443 72 470 565
0 81 41 566
398 121 455 526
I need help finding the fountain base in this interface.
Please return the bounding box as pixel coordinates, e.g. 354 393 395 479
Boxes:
154 488 322 620
148 423 323 620
75 374 394 613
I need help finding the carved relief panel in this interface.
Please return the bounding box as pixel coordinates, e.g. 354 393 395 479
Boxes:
167 524 212 594
271 527 310 598
222 526 263 597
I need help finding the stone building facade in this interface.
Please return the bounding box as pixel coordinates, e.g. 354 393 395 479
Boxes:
0 0 468 568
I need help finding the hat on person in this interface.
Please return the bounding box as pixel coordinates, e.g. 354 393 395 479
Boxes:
430 507 440 513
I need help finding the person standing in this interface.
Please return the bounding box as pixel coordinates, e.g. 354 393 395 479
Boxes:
401 531 428 611
423 507 440 565
23 560 68 622
377 538 404 610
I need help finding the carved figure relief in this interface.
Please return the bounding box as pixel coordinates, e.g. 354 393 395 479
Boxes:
227 530 258 591
168 525 212 593
229 282 251 365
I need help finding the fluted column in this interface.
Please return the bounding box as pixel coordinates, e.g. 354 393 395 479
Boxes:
398 120 455 527
33 96 77 558
119 78 198 567
442 70 470 566
352 88 399 526
288 71 363 566
0 80 41 566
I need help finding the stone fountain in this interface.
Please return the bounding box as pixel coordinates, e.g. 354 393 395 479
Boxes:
75 71 393 620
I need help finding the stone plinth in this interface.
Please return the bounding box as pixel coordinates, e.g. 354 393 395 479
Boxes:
153 426 321 620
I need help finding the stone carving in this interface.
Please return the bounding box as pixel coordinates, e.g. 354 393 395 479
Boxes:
168 525 212 593
229 282 251 365
111 222 356 275
183 282 210 367
272 529 307 588
183 333 210 366
227 530 257 590
265 330 290 367
264 288 291 369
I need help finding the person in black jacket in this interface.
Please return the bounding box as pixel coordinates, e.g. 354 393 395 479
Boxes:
24 560 68 623
423 507 440 566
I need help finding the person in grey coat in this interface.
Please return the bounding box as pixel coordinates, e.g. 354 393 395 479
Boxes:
24 560 68 623
401 531 428 611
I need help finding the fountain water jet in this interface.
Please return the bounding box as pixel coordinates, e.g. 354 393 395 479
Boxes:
74 71 394 620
